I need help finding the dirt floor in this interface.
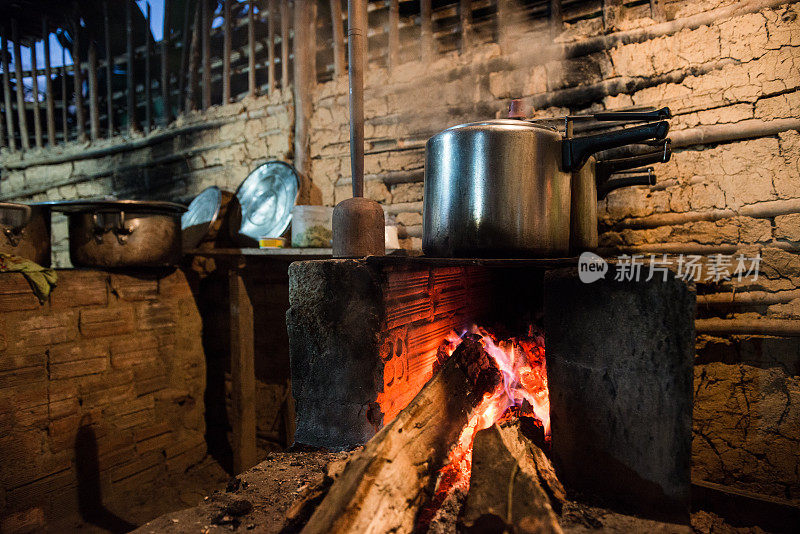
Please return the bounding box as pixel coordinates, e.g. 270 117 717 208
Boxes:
128 451 772 534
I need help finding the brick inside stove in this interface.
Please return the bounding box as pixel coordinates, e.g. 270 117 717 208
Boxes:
287 256 695 522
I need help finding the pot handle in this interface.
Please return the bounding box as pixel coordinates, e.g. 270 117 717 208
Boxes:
1 204 32 247
597 169 656 200
592 106 671 122
92 211 136 244
563 120 669 171
595 141 671 188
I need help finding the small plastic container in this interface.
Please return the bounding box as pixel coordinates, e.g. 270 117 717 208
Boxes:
291 205 334 248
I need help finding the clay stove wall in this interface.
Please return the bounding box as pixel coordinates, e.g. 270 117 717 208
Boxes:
0 269 206 530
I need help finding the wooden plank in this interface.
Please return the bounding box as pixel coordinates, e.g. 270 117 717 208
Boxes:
420 0 432 62
460 0 471 51
293 0 316 177
1 33 14 150
223 0 232 103
267 0 277 91
201 0 211 109
126 0 139 133
161 0 172 124
12 20 30 150
145 1 153 131
42 18 56 146
104 0 114 136
388 0 399 69
29 42 43 148
248 0 256 97
281 1 289 90
330 0 345 77
228 268 257 475
72 15 86 142
88 39 100 140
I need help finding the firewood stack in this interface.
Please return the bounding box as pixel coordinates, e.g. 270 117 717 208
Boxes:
284 337 566 534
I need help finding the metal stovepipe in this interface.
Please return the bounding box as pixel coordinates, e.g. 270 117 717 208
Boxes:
348 0 366 198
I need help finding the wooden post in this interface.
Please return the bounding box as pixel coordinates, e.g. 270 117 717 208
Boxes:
229 268 257 475
267 0 277 92
201 0 210 109
550 0 563 38
293 0 316 177
186 1 200 112
420 0 432 62
0 89 4 148
30 42 43 149
61 46 68 142
460 0 471 51
88 38 100 140
146 1 153 131
248 0 256 97
43 18 56 146
72 15 86 142
222 0 232 103
330 0 345 77
178 0 191 109
126 0 139 133
103 0 114 136
1 33 16 151
388 0 399 70
280 1 289 91
161 0 172 124
12 20 30 150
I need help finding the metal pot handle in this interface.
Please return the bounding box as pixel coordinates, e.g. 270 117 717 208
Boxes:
1 204 32 247
563 121 670 172
597 168 656 200
92 211 136 244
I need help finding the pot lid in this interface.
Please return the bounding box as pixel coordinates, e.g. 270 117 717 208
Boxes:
34 199 187 214
441 118 559 133
230 161 300 246
182 186 222 250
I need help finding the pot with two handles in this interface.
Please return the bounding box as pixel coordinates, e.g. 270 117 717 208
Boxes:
422 107 671 257
0 202 51 266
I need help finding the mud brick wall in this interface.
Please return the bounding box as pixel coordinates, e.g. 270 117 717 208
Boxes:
0 269 205 529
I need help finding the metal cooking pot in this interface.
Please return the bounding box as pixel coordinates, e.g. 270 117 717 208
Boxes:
36 200 187 268
570 141 672 253
423 109 670 257
0 202 51 266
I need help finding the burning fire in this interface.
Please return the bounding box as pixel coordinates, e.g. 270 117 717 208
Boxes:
419 325 550 527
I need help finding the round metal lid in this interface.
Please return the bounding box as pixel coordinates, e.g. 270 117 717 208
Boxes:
230 161 300 245
34 199 187 214
182 186 223 250
441 118 559 133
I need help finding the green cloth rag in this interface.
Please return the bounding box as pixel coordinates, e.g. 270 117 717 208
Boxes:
0 253 58 303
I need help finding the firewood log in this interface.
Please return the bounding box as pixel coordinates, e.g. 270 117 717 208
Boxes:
300 336 502 534
459 420 563 534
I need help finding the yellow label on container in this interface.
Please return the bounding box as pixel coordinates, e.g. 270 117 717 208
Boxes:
259 237 285 248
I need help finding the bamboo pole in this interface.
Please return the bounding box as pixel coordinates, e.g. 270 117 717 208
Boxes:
61 45 68 142
281 1 289 90
1 33 16 151
72 14 86 142
161 0 172 124
420 0 432 62
43 18 56 146
88 38 100 140
126 0 139 133
388 0 399 69
248 0 256 97
267 0 277 92
12 20 30 150
104 0 114 136
201 0 210 109
30 42 43 148
146 1 153 131
222 0 232 103
460 0 471 51
330 0 345 77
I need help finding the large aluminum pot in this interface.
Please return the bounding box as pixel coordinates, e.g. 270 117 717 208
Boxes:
0 202 51 266
423 118 669 257
36 200 186 268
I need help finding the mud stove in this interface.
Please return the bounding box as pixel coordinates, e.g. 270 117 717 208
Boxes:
287 256 695 525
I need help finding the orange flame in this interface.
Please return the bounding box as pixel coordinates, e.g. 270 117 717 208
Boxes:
418 325 549 529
